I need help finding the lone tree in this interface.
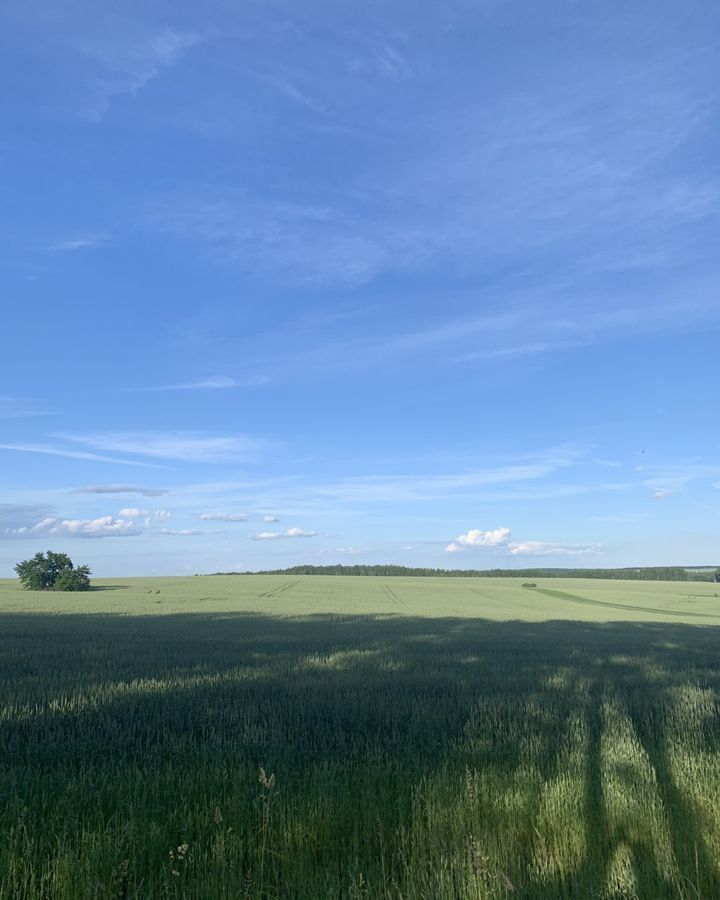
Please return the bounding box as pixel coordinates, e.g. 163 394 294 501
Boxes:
14 551 91 592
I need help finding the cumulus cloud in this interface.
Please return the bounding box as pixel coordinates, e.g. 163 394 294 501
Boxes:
446 527 511 552
8 515 141 538
444 525 601 558
61 516 140 537
199 512 248 521
0 504 55 536
153 510 172 521
253 527 319 540
286 527 319 538
5 516 58 537
262 514 279 523
119 507 147 518
508 541 603 557
73 485 170 496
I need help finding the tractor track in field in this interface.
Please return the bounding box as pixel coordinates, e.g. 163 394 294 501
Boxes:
531 587 720 620
468 587 496 602
380 583 399 604
258 579 301 599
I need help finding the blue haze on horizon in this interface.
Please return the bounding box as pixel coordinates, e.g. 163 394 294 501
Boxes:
1 0 719 576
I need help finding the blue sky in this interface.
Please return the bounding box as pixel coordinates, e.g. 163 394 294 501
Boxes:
1 0 719 576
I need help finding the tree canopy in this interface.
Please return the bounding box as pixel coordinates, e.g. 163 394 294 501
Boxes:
14 551 91 592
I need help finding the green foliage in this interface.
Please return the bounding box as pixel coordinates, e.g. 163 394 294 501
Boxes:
14 551 91 592
53 565 91 592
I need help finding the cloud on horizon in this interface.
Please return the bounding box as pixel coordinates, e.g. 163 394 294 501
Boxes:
445 526 602 559
158 528 209 536
253 527 319 540
4 515 141 539
446 527 511 553
508 541 604 558
199 512 248 521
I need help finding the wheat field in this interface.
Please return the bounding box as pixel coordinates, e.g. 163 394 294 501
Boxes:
2 574 720 898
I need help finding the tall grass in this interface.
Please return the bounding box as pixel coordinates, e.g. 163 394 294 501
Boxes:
2 604 720 897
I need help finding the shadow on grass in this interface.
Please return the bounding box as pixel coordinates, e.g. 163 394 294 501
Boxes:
88 584 130 591
2 612 720 897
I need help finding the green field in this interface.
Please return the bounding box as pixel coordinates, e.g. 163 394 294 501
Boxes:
3 575 720 898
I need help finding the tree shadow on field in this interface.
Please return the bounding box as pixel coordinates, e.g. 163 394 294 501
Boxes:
88 584 130 591
2 611 720 898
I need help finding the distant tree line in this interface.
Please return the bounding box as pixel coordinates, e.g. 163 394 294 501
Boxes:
213 564 720 582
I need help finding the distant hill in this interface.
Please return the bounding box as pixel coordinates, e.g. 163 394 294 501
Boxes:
213 564 720 582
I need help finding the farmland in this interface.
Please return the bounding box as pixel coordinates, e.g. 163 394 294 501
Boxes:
3 574 720 898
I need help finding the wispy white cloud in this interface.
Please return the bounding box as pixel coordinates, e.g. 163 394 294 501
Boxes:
640 463 720 499
145 45 720 295
118 507 146 518
78 27 207 119
351 45 412 79
146 375 269 391
259 75 330 115
0 443 164 468
199 512 248 522
458 341 584 362
44 234 110 252
72 485 170 496
508 541 603 557
310 448 581 503
253 527 319 540
54 431 263 463
262 514 279 523
648 484 682 500
0 396 56 420
158 528 207 536
149 190 388 286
